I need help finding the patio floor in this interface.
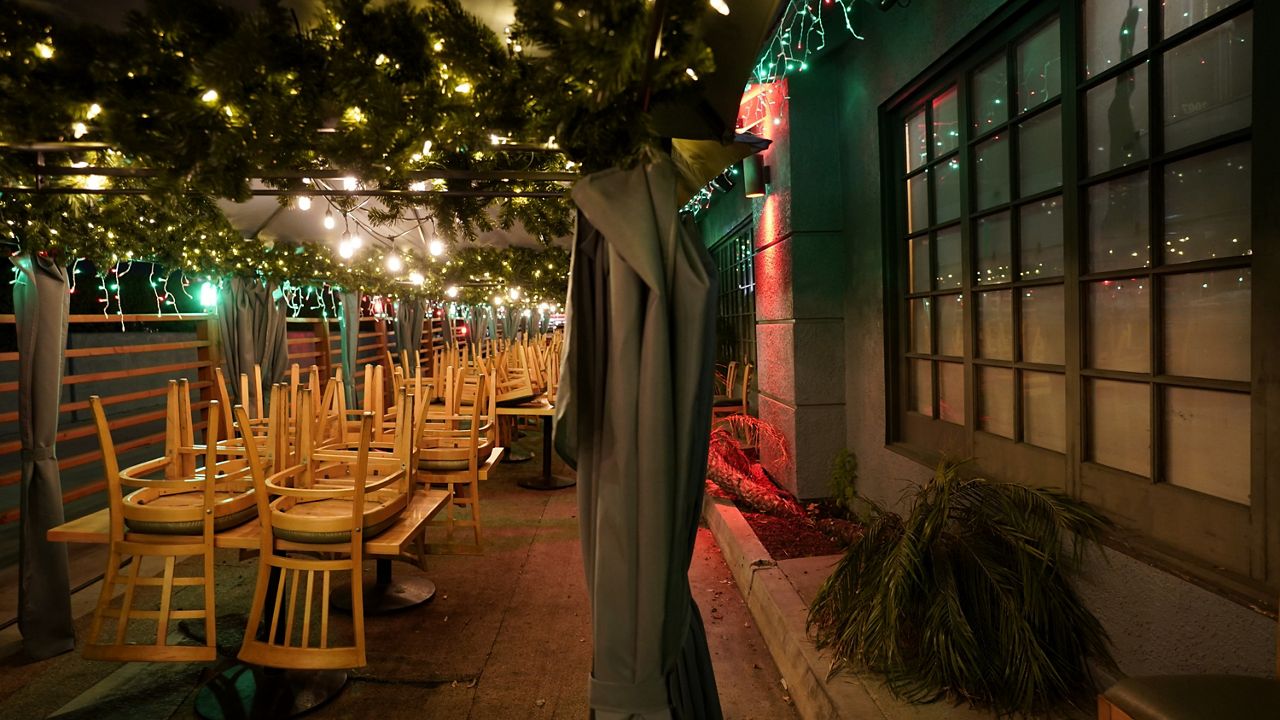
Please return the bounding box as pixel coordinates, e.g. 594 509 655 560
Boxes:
0 430 796 719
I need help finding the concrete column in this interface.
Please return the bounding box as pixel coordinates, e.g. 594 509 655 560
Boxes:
752 68 848 499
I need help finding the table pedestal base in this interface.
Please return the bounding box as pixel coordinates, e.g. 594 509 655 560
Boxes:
330 559 436 615
518 474 576 491
195 665 348 720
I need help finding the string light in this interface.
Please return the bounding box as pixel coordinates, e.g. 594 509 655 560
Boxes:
428 239 445 257
386 253 403 272
198 281 218 307
409 271 425 286
200 89 219 103
342 176 357 191
33 41 54 59
445 285 459 298
296 196 312 211
323 210 336 229
86 103 102 119
710 0 731 15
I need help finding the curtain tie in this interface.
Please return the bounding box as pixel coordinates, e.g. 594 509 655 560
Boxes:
588 674 670 714
21 447 57 462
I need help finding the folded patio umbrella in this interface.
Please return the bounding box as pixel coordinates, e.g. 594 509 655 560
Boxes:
11 252 75 659
216 276 290 398
555 150 722 719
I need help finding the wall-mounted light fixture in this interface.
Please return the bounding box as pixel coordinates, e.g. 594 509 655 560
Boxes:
743 154 771 198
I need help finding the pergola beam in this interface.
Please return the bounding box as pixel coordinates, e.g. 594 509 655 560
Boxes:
0 186 567 198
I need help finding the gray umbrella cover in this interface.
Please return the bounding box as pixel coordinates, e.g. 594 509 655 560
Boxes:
11 252 76 659
394 297 426 360
555 151 722 719
216 276 290 399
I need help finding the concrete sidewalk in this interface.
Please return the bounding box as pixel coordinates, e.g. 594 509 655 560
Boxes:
0 432 796 719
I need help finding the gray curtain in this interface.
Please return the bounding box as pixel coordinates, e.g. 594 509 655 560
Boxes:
555 152 722 719
338 290 360 407
11 253 75 659
502 306 516 341
394 297 426 360
216 276 289 399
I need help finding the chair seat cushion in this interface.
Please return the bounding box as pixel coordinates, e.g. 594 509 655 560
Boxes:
125 504 257 535
1104 675 1280 720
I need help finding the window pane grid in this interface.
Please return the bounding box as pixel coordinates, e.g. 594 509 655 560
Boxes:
711 227 757 375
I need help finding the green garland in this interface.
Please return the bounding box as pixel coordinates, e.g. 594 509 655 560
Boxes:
0 0 724 298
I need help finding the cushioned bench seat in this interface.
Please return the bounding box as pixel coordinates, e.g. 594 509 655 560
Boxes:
1102 675 1280 720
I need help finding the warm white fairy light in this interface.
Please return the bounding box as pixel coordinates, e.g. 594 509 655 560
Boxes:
338 241 354 259
342 176 357 191
296 196 312 211
710 0 731 16
323 210 336 229
445 285 459 298
72 122 87 138
428 239 445 257
86 103 102 119
507 287 520 300
200 89 219 103
408 271 425 286
385 254 403 272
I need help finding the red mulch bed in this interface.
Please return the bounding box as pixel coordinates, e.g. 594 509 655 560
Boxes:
740 510 845 560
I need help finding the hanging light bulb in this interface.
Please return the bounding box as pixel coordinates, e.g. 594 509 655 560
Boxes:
198 282 218 308
338 241 354 259
409 271 425 286
200 89 219 104
86 103 102 119
709 0 731 16
350 232 363 248
323 210 336 229
296 196 312 211
386 254 403 272
507 287 520 301
342 176 357 191
428 239 445 257
445 285 459 298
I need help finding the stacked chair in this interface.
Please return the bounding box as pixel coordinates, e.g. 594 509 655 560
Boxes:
419 366 498 554
84 381 255 661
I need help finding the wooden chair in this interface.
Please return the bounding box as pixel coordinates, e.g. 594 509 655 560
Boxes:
235 401 411 670
1098 605 1280 719
83 389 250 662
419 370 495 553
713 361 752 421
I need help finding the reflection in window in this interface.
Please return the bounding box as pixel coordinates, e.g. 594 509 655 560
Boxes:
1019 106 1062 195
905 108 928 171
1020 197 1064 279
1164 0 1244 37
1164 143 1251 264
972 56 1007 130
935 226 963 290
939 362 965 425
908 172 929 233
910 360 933 416
937 294 965 357
978 290 1013 360
1088 279 1150 373
1088 172 1150 272
1017 18 1061 113
1164 12 1252 151
976 212 1012 285
1084 0 1148 77
1022 285 1065 365
932 87 960 155
975 134 1010 209
1024 372 1066 452
1086 62 1150 175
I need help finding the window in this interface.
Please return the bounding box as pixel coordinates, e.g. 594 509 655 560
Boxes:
887 0 1270 598
711 222 757 374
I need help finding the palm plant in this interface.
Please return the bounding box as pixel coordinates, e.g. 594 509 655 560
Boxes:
807 460 1116 717
705 413 802 519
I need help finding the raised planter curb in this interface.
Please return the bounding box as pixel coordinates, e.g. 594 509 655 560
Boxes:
702 496 887 720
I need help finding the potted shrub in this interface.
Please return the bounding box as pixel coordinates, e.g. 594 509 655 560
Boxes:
807 460 1116 716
